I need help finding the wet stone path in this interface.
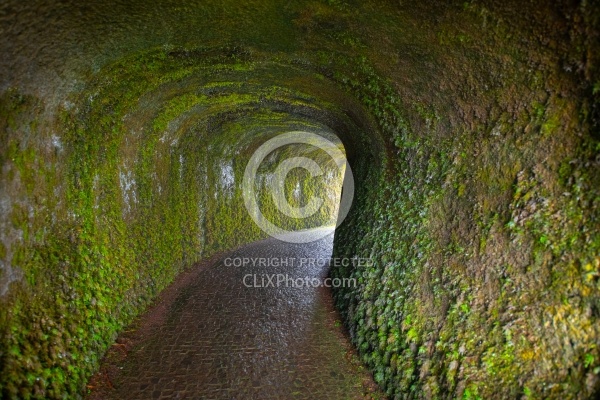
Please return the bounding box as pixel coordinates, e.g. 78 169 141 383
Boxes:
88 230 380 399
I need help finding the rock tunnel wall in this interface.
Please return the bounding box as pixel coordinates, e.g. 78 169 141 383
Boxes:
0 49 354 397
0 0 599 398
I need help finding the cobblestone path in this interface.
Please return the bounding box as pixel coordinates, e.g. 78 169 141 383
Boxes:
88 229 380 399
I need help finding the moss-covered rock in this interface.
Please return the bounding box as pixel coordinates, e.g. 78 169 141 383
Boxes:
0 0 598 398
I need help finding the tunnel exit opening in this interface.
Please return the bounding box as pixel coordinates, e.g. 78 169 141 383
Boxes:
241 130 353 244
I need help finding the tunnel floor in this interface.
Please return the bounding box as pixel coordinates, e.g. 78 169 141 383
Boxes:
86 229 381 399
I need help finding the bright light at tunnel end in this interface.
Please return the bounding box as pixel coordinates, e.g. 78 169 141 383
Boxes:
242 131 354 244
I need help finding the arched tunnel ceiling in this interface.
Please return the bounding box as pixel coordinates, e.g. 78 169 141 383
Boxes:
0 0 599 399
5 0 592 108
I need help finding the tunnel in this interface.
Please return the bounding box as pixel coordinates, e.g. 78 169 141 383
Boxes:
0 0 599 399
